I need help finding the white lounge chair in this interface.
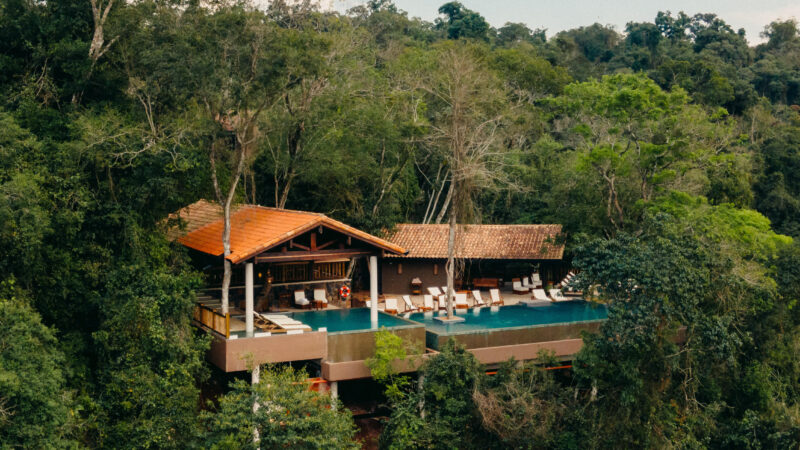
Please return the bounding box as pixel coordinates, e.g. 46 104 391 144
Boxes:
550 289 571 302
402 295 419 313
489 288 504 305
471 290 486 307
522 277 531 290
427 287 446 303
531 273 542 288
532 289 551 302
313 288 328 308
454 293 469 309
512 278 529 294
385 298 399 314
257 313 311 331
558 271 576 289
265 317 302 324
422 294 436 311
365 300 385 312
294 290 311 308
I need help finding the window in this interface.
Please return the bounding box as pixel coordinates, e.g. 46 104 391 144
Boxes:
313 261 346 280
397 263 403 274
433 264 438 275
273 262 308 283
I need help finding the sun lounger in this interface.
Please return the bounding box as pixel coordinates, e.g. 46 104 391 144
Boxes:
313 288 328 309
365 300 382 310
550 289 572 302
427 287 446 303
422 294 437 311
558 271 576 289
265 317 303 325
512 278 529 294
489 288 504 305
532 289 551 302
402 295 419 313
518 289 552 307
472 290 486 307
280 324 311 331
384 298 399 314
254 313 311 332
454 293 469 309
294 290 311 308
261 314 306 325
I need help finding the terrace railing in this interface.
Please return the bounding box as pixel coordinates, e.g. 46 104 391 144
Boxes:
193 304 230 338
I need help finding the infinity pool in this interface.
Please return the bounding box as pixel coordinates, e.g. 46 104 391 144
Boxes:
286 308 418 334
407 302 607 336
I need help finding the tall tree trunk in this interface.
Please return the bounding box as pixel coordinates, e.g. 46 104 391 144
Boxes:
221 201 233 314
435 180 454 224
211 126 249 315
276 171 294 208
74 0 117 104
422 166 444 224
446 201 457 320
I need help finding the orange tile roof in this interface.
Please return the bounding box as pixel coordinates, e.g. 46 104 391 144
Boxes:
169 200 405 263
385 224 564 260
164 200 245 241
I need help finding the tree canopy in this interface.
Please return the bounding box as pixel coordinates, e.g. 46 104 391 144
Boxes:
1 0 800 447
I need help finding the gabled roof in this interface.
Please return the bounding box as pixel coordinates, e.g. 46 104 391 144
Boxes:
385 224 564 260
168 200 406 263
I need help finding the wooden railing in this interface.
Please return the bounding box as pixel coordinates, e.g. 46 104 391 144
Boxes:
193 304 230 338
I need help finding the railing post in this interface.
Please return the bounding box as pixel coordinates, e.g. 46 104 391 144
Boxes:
225 313 230 339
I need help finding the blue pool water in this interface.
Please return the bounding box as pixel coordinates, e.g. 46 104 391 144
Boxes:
407 302 608 335
287 308 418 334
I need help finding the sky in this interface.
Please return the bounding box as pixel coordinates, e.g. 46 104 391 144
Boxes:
333 0 800 45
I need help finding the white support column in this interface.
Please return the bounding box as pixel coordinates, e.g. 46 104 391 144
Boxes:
330 381 338 410
245 262 254 338
369 255 378 326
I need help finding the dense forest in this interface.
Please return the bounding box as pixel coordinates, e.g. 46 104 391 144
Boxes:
1 0 800 447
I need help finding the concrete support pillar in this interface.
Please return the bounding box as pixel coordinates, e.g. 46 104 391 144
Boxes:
369 255 378 326
330 381 338 410
245 262 254 338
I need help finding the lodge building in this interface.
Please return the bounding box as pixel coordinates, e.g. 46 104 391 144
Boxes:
167 200 604 392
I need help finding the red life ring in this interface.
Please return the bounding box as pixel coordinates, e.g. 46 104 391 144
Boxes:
339 285 350 298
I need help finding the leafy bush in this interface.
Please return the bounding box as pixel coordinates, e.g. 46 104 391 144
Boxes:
200 365 358 449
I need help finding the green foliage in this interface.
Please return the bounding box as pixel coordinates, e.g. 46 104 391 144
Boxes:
753 125 800 237
435 2 490 41
475 353 582 448
573 214 799 447
2 1 800 447
379 339 489 449
201 365 358 449
648 191 792 263
0 280 77 448
366 328 421 405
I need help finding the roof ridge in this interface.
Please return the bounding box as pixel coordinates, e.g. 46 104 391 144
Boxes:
246 204 325 217
395 223 561 227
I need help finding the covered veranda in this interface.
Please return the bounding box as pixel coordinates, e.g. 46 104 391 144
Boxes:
168 200 406 342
